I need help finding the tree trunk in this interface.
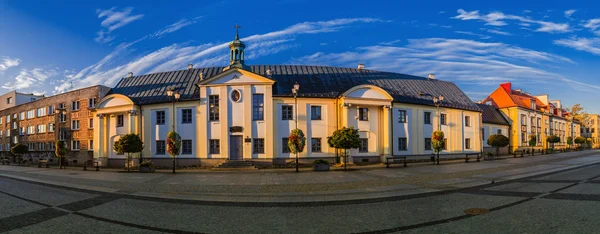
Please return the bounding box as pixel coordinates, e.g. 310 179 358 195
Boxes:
344 149 347 171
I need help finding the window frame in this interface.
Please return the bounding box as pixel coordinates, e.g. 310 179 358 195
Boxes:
156 140 166 155
181 109 193 124
253 138 265 154
209 139 220 154
156 111 165 125
465 138 471 149
310 106 322 120
398 110 407 123
465 116 471 127
441 113 447 125
182 140 192 154
252 94 264 121
311 138 322 153
424 138 432 151
398 137 408 151
358 108 369 121
282 138 291 153
359 138 369 152
424 112 431 125
116 115 124 127
209 95 220 121
281 105 293 120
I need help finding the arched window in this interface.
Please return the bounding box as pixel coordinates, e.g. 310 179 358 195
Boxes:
230 50 233 61
235 49 239 60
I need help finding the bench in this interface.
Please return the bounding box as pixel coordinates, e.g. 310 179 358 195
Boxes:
83 160 100 171
1 158 9 165
385 156 407 168
465 153 482 162
513 150 524 158
38 159 50 168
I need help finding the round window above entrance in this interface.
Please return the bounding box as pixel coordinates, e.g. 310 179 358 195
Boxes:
231 89 241 102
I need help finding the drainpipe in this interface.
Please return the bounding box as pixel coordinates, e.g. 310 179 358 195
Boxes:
390 103 394 156
335 98 339 163
138 104 143 163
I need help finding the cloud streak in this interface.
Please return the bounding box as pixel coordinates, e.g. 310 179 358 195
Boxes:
3 68 58 90
554 37 600 55
95 7 144 43
56 18 385 93
453 9 570 33
288 38 593 93
0 57 20 72
151 16 203 38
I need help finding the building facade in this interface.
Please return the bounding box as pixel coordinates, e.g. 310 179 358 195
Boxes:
0 86 110 165
93 34 484 167
0 91 45 111
477 103 511 155
483 83 581 152
583 114 599 147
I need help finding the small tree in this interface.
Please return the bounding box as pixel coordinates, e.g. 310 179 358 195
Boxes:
586 138 593 149
575 136 586 150
11 143 28 166
113 134 144 172
55 140 67 169
567 136 573 149
546 135 560 151
487 134 509 157
288 128 306 172
166 131 181 174
432 131 444 165
528 134 537 155
327 127 361 170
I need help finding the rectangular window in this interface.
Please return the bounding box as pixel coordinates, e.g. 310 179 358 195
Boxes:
72 120 80 130
182 140 192 154
398 110 407 123
27 110 35 119
36 107 47 117
58 113 67 122
48 105 55 114
181 109 192 124
89 140 93 150
441 113 447 125
156 140 166 154
282 138 290 153
116 115 124 127
88 98 96 108
359 138 369 152
311 106 322 120
37 124 46 133
398 137 407 151
156 111 165 125
20 112 25 120
311 138 322 152
443 139 448 150
72 140 80 150
425 138 432 150
253 138 265 154
209 139 220 154
465 138 471 149
424 112 431 125
253 94 264 120
281 105 293 120
359 108 369 121
209 95 219 121
7 97 12 104
26 126 35 135
465 116 471 127
521 133 527 143
72 101 80 111
49 123 55 132
521 114 527 125
89 119 94 129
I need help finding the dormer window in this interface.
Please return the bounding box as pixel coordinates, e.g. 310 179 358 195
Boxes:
531 100 536 110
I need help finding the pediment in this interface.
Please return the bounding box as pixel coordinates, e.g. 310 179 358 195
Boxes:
97 94 134 109
342 85 393 100
197 68 275 86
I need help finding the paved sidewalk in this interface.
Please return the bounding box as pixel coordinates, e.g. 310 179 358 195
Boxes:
1 150 599 203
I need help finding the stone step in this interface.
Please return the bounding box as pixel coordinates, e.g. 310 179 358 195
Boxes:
213 160 257 170
211 166 258 171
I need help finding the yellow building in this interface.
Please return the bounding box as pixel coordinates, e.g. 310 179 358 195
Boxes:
94 33 483 167
583 114 599 147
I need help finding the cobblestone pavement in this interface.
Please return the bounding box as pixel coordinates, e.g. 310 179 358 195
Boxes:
0 150 599 202
3 158 600 233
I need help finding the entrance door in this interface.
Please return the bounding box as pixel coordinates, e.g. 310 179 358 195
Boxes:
229 136 243 160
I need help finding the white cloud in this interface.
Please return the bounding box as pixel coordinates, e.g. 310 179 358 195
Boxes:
151 16 203 38
438 11 445 14
288 38 592 92
453 9 570 33
454 31 491 40
0 57 20 72
554 37 600 55
583 18 600 35
379 39 402 45
56 18 385 93
486 29 512 36
564 9 576 18
95 7 144 43
3 68 58 90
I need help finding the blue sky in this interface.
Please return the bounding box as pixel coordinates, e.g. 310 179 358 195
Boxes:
1 0 599 113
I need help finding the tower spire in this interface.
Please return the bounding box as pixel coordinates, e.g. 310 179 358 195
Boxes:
223 24 250 71
233 24 241 40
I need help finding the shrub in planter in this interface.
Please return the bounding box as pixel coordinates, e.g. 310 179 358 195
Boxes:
139 160 155 173
313 159 330 171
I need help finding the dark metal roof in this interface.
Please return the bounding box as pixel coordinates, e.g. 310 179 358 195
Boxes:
109 65 481 112
477 103 511 126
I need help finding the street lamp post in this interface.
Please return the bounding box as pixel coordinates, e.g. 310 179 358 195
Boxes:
292 82 300 172
433 95 444 165
166 88 180 174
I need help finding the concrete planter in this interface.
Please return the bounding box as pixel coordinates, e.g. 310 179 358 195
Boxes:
139 166 155 173
313 163 330 171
